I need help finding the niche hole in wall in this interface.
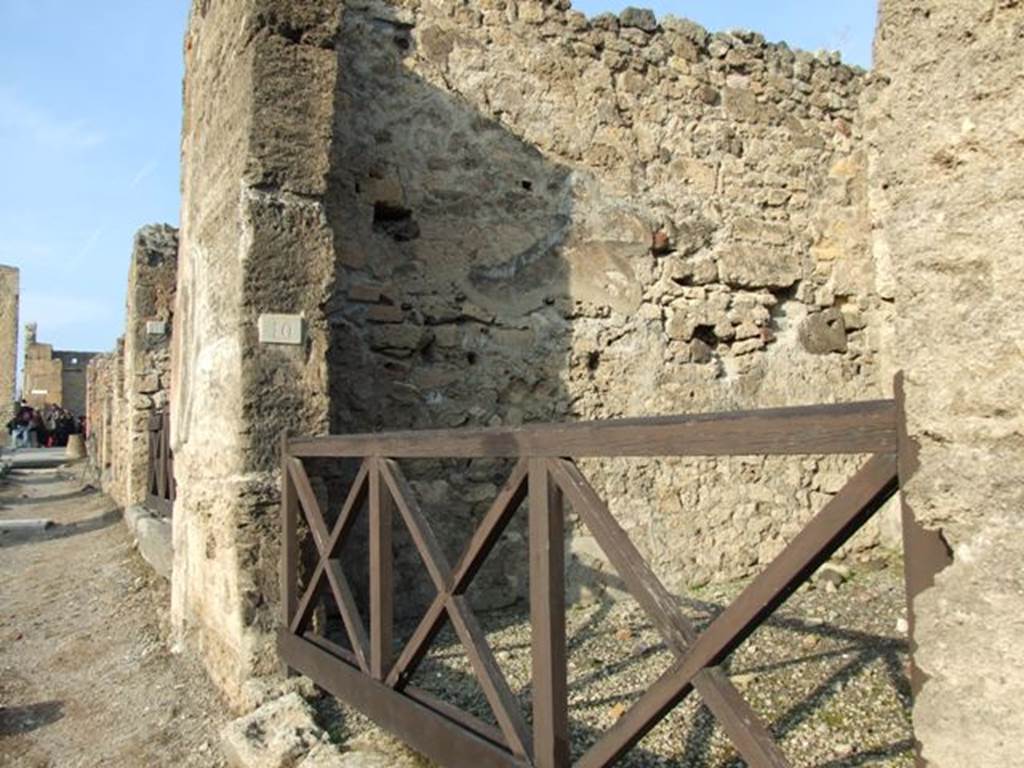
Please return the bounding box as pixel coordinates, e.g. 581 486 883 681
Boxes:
692 325 720 348
373 202 420 242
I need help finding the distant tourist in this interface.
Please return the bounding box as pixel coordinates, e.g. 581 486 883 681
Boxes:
7 403 34 449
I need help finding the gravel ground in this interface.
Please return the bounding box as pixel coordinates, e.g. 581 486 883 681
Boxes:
314 559 912 767
0 459 228 767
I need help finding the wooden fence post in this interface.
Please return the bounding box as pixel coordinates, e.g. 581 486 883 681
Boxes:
281 432 298 669
370 456 394 680
529 458 569 768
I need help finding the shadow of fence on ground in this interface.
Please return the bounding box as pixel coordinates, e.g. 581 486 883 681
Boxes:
0 700 65 737
312 559 912 768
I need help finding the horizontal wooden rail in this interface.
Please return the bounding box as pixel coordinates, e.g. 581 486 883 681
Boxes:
279 631 528 768
288 399 896 458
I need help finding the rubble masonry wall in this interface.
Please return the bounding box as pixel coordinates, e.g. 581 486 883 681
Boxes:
85 225 178 508
172 0 899 704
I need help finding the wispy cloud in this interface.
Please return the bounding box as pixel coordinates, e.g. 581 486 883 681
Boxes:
0 230 103 271
0 86 106 150
128 160 158 190
65 226 105 271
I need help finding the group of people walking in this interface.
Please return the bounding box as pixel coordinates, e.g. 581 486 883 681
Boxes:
7 401 85 449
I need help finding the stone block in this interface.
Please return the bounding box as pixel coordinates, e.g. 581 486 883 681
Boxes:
619 7 657 32
722 87 761 122
124 504 151 536
221 693 324 768
348 283 384 303
565 241 644 315
798 309 847 354
671 157 717 195
137 373 161 394
366 305 405 324
665 309 695 341
717 244 801 289
136 516 173 580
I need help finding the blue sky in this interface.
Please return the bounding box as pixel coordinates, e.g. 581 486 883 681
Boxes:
0 1 876 356
0 1 188 355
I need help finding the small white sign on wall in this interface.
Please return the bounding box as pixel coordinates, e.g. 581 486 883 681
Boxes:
146 320 167 336
258 313 304 345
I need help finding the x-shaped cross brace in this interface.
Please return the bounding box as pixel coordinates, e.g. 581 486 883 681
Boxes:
550 453 899 768
379 457 534 760
288 457 372 674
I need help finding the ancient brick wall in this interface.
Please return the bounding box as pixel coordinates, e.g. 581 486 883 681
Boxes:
21 322 97 416
324 0 894 609
87 352 118 474
170 0 900 705
166 4 1024 764
22 325 64 410
84 226 178 509
171 0 339 703
0 266 18 428
97 340 130 503
867 1 1024 765
85 355 105 463
121 225 178 506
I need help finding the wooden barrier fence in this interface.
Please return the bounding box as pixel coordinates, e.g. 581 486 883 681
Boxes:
279 398 906 767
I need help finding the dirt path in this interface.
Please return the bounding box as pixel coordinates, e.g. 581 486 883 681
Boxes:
0 454 227 767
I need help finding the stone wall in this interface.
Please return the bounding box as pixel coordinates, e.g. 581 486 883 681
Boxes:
22 324 63 410
87 340 129 501
0 266 18 428
172 0 898 705
866 1 1024 765
171 0 338 703
170 3 1024 763
21 323 97 415
121 225 178 506
85 225 178 509
87 349 119 476
323 0 896 612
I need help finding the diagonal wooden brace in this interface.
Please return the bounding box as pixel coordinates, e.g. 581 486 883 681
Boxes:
385 460 528 690
576 452 900 768
380 458 533 760
548 457 792 768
